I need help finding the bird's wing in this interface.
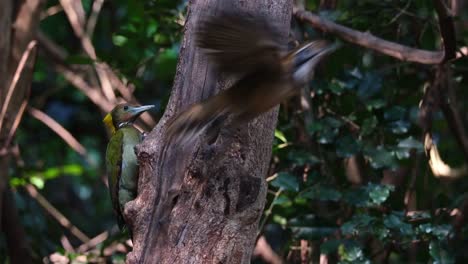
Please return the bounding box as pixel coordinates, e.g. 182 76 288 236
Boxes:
165 11 288 146
105 130 126 229
196 10 284 75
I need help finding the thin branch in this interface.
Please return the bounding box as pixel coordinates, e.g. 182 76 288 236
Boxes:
86 0 105 38
24 184 90 243
40 5 63 20
385 0 412 26
27 107 88 157
60 235 75 253
58 0 86 40
36 31 68 62
36 31 113 112
3 97 29 150
253 236 283 264
324 107 360 132
258 188 283 237
77 230 109 253
37 31 156 129
294 10 444 64
59 0 116 101
95 63 117 102
0 41 36 133
56 64 113 112
433 0 457 61
425 133 468 178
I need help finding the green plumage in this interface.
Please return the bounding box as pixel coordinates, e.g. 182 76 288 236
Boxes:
105 125 141 229
103 104 154 233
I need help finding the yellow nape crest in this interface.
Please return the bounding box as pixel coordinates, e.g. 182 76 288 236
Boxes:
103 113 116 134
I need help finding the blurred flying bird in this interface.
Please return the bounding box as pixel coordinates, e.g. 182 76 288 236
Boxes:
165 11 339 146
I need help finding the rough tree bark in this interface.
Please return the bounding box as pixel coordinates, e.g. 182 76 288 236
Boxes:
126 0 292 263
0 0 44 263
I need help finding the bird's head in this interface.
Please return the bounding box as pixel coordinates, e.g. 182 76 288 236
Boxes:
103 104 155 134
286 40 340 86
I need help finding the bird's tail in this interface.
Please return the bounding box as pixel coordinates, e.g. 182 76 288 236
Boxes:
165 92 230 146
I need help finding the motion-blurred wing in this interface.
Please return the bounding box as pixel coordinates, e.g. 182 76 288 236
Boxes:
196 11 284 75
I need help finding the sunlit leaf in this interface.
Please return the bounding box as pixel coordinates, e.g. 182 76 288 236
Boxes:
30 176 44 189
274 130 287 143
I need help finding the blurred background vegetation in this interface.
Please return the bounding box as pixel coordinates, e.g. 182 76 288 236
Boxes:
1 0 467 263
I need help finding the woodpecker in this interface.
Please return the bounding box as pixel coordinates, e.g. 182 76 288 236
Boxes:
103 104 154 232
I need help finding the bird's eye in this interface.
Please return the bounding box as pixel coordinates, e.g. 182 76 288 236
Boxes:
123 106 129 111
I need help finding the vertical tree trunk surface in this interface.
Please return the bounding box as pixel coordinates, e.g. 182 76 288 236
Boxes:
126 0 292 263
0 0 44 263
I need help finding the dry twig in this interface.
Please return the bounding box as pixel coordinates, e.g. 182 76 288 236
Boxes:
28 107 88 157
294 10 444 64
25 184 90 243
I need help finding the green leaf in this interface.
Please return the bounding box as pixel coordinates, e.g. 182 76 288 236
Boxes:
365 99 386 111
336 135 361 158
365 146 398 169
329 80 345 95
272 195 292 207
274 130 287 143
300 186 342 201
324 116 344 128
383 213 413 236
321 239 342 254
368 184 393 205
360 116 378 136
273 214 287 226
287 150 321 166
429 241 455 264
317 127 338 144
357 72 382 99
343 184 394 207
338 243 366 262
384 106 406 121
398 137 424 151
387 120 410 134
292 226 336 240
146 20 158 37
65 55 94 65
289 214 317 226
112 35 128 46
30 176 45 189
362 52 373 68
270 172 299 192
341 214 376 236
306 122 324 136
10 178 27 187
418 224 452 240
155 47 178 81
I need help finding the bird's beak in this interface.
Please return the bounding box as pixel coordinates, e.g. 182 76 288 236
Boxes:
294 40 340 67
291 40 341 84
129 105 155 116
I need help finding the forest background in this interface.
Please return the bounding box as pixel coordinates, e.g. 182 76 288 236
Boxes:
0 0 467 263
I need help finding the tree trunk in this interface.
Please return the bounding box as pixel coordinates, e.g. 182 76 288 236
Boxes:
126 0 292 262
0 0 44 263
